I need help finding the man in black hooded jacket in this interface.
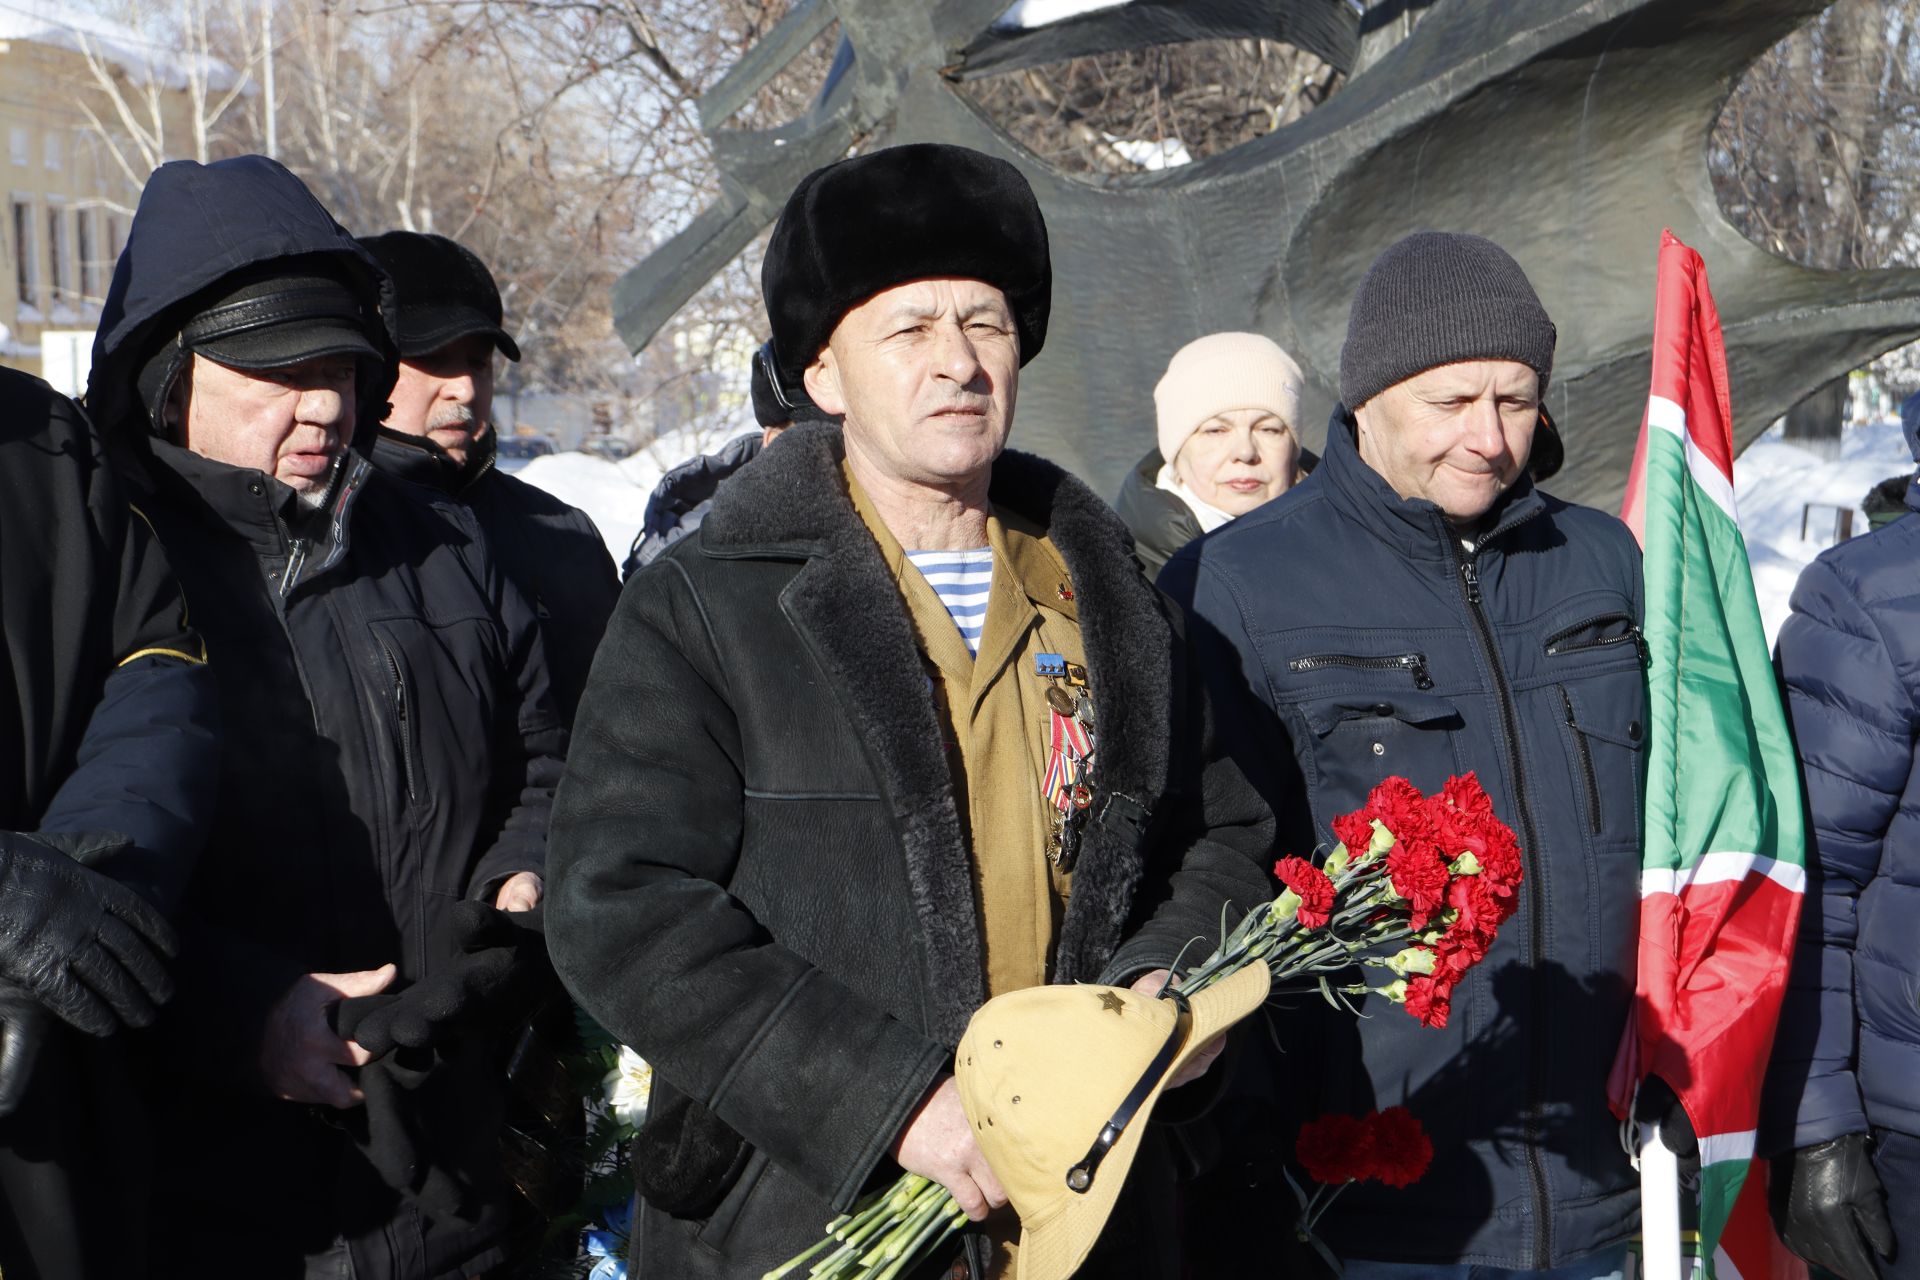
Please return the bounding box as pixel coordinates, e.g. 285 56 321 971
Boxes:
0 371 217 1279
87 155 565 1280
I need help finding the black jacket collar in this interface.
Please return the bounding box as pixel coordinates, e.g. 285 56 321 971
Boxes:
369 426 495 496
143 436 367 594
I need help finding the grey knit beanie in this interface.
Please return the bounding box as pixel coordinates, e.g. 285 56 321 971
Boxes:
1339 231 1556 410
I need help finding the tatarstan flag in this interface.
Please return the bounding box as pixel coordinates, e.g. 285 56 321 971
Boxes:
1609 230 1808 1280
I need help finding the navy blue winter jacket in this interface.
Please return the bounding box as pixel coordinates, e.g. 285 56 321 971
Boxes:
1761 430 1920 1152
1161 412 1646 1269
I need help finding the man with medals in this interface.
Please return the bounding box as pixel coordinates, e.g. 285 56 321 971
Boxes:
547 143 1275 1280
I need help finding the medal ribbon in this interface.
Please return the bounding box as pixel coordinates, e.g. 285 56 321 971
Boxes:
1044 706 1092 812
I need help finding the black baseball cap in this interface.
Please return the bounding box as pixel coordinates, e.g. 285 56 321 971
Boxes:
357 231 520 362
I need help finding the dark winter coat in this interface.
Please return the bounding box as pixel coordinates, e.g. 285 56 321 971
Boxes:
1114 448 1204 579
1160 411 1647 1269
87 155 565 1280
1761 457 1920 1151
2 369 216 900
371 427 618 726
622 429 763 579
0 371 217 1280
548 423 1275 1279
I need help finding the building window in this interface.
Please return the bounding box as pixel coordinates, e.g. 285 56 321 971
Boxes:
8 128 26 168
42 133 60 171
77 208 98 300
13 200 37 309
46 205 69 302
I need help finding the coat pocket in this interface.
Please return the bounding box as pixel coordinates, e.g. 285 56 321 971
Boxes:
1297 690 1465 828
1553 677 1645 845
633 1081 755 1220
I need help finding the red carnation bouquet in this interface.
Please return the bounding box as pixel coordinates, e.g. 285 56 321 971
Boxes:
1176 772 1524 1028
1291 1108 1436 1274
765 774 1522 1280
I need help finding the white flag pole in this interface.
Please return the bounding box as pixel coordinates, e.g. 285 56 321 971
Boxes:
1639 1120 1687 1280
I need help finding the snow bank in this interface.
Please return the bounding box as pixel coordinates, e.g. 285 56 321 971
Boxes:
514 424 754 565
1736 418 1914 646
1105 136 1192 170
993 0 1131 31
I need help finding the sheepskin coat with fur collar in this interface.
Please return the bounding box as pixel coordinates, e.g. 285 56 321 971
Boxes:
548 422 1274 1279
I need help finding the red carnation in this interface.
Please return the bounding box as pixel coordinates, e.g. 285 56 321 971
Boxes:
1365 776 1430 838
1402 975 1453 1029
1275 856 1337 929
1296 1113 1373 1185
1434 928 1489 976
1332 809 1374 859
1364 1107 1434 1189
1438 773 1494 821
1386 841 1450 923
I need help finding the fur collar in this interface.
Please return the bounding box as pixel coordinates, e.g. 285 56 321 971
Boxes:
703 424 1175 1040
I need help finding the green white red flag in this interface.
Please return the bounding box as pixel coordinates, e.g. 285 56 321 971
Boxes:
1609 229 1808 1280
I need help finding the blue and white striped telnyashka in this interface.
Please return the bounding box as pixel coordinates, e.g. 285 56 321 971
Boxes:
905 547 993 656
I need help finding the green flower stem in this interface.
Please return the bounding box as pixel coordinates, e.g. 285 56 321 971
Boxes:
870 1198 970 1280
764 1215 852 1278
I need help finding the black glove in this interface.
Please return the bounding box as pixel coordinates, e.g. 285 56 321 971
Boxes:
334 901 548 1057
0 831 175 1036
1771 1134 1895 1280
1635 1075 1700 1162
0 978 48 1119
338 1037 509 1223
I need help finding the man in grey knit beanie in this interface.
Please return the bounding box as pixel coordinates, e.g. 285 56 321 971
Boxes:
1342 230 1557 528
1157 230 1650 1280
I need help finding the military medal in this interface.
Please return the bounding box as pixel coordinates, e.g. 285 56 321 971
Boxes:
1037 652 1097 871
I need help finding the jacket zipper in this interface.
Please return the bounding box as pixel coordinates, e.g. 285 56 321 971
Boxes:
1287 651 1434 690
1456 548 1553 1267
1545 613 1647 662
376 637 418 802
1559 687 1602 835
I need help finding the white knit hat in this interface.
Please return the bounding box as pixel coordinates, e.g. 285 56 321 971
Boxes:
1153 332 1305 466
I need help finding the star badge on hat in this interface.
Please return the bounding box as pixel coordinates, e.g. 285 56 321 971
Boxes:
954 963 1271 1279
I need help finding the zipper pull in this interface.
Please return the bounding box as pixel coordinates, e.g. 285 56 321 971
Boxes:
1460 556 1482 606
1404 654 1435 690
279 538 309 598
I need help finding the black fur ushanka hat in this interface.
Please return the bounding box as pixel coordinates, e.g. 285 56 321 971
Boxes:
760 142 1052 389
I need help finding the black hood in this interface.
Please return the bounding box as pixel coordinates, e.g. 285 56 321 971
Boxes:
86 155 397 451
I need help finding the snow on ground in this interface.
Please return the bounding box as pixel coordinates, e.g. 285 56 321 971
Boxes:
993 0 1131 31
515 412 1916 648
1736 417 1913 646
513 422 753 565
1105 135 1192 170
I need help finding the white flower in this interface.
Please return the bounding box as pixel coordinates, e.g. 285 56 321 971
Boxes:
602 1046 653 1128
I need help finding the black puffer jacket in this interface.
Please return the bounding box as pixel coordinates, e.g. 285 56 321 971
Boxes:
372 428 618 726
87 156 565 1280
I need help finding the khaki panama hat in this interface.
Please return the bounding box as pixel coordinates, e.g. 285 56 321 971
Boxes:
955 962 1271 1280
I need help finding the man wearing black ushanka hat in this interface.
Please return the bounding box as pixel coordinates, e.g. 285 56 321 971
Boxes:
87 156 565 1279
548 142 1276 1279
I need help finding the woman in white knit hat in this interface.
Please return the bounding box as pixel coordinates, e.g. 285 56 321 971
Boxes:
1114 331 1310 577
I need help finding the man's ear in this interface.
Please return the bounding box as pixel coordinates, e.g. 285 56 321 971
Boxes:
803 349 847 417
